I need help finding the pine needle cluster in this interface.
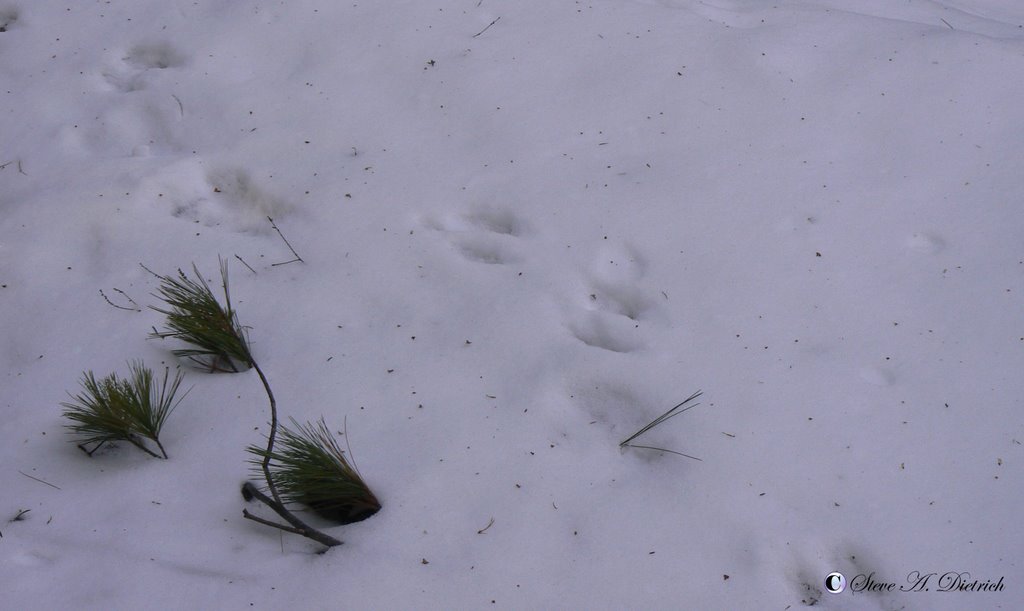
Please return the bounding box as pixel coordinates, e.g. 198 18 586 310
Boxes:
620 390 703 461
149 260 253 372
61 361 188 459
247 418 381 524
104 258 379 548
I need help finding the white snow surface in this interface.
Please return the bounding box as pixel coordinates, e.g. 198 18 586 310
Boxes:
2 1 1023 609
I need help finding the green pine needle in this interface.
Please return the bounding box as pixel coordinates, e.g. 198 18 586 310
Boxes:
149 259 253 372
247 418 381 525
61 361 189 459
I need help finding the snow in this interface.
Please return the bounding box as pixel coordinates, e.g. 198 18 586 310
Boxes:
2 0 1023 608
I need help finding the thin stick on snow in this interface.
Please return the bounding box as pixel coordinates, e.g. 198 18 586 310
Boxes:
0 158 26 175
171 94 184 117
99 288 142 312
234 254 258 275
242 507 305 536
139 263 161 278
472 16 500 38
18 470 62 490
268 216 304 266
242 482 342 548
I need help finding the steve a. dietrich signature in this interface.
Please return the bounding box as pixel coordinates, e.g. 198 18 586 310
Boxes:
851 571 1005 593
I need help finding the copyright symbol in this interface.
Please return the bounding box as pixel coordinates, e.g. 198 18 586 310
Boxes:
825 572 847 594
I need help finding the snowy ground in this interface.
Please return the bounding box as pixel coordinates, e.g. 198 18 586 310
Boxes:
2 1 1023 608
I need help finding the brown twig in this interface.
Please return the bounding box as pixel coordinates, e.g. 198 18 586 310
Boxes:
242 482 342 548
139 263 161 278
99 288 142 312
253 361 285 508
472 16 500 38
267 216 304 266
18 470 61 490
171 94 184 117
242 507 304 536
234 254 257 275
0 159 25 175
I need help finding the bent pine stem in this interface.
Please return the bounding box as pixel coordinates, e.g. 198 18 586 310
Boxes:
242 482 341 547
246 360 342 548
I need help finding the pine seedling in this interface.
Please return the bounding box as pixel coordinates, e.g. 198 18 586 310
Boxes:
246 418 381 525
148 259 253 372
61 361 188 459
619 390 703 461
147 258 360 547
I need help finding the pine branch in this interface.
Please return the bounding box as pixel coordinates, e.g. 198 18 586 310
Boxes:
148 258 375 549
239 352 371 549
246 417 381 525
61 362 187 459
148 259 253 372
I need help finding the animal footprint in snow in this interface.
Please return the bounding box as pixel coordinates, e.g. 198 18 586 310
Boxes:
464 205 528 237
425 204 528 265
203 167 293 231
8 548 56 568
586 279 652 322
0 7 19 32
567 311 643 354
140 161 292 233
565 243 662 353
452 235 518 265
124 42 187 70
591 242 645 283
68 42 190 155
102 42 188 92
587 243 656 320
57 95 185 157
566 381 643 434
